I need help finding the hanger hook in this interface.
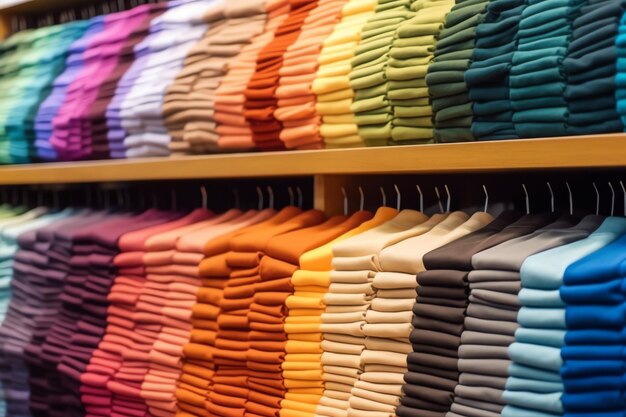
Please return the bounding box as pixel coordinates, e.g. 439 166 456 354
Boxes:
547 182 554 213
522 184 530 215
341 187 348 216
434 187 444 213
566 182 573 216
380 186 387 207
256 187 264 210
482 185 488 213
416 185 424 212
444 184 451 213
358 187 364 211
266 186 275 209
592 182 600 216
200 186 208 209
296 186 303 209
608 182 615 217
394 184 401 211
288 187 295 207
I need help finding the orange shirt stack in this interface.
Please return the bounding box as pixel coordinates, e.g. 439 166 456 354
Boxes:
206 208 325 417
274 0 349 150
137 210 244 417
244 0 318 151
215 0 290 151
174 209 276 417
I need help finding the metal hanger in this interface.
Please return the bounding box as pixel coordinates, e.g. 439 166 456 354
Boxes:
434 186 444 213
621 181 626 216
358 186 364 212
341 187 348 216
566 182 573 216
266 186 275 209
380 186 387 208
444 185 451 213
522 184 530 214
200 186 208 209
394 184 401 211
592 182 600 215
547 182 555 213
416 185 424 212
482 185 488 213
608 182 615 217
288 187 295 207
256 187 264 210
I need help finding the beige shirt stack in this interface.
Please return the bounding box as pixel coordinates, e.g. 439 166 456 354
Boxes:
346 212 494 417
315 209 431 417
163 0 269 155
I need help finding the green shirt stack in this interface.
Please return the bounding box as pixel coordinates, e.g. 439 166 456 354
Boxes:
426 0 490 143
0 21 88 164
349 0 414 146
385 0 455 145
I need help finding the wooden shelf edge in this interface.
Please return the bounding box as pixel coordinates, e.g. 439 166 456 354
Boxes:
1 134 625 184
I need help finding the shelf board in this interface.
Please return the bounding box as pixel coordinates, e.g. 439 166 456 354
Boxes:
0 134 625 184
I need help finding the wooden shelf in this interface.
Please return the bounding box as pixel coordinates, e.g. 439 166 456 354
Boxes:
0 134 625 185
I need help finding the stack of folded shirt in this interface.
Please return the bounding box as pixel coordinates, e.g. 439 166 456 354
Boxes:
34 17 105 161
162 1 228 155
350 214 449 417
565 0 625 135
503 217 625 417
214 0 285 151
87 4 165 160
244 0 318 151
176 209 275 416
441 214 561 417
25 211 110 417
0 22 89 164
138 209 244 417
100 210 211 417
281 209 394 417
105 2 175 159
618 13 626 129
274 0 349 150
0 29 35 163
383 211 496 417
205 208 318 417
348 0 414 147
119 0 212 158
321 209 443 417
48 7 151 161
385 0 455 145
311 0 376 149
426 0 490 143
249 215 361 417
509 0 584 138
559 235 626 417
164 1 268 155
79 210 204 417
276 213 371 417
464 0 526 140
0 209 63 417
37 211 175 417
